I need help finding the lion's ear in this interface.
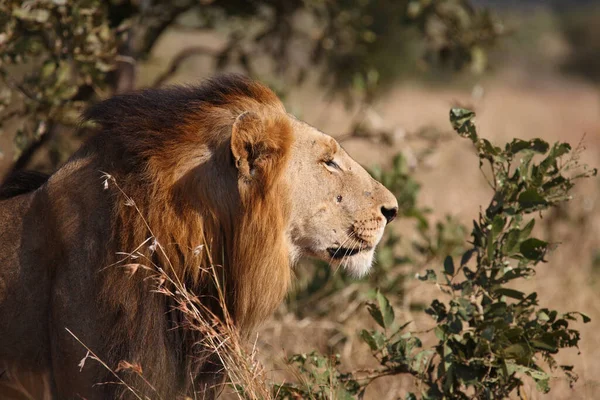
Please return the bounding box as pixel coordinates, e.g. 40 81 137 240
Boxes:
231 111 292 191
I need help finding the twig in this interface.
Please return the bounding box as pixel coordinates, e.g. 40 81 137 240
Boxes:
65 328 145 400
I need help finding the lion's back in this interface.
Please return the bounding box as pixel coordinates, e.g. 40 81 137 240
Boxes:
0 192 52 366
0 159 115 397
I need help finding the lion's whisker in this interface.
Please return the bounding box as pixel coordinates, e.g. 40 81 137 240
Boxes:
336 237 359 275
328 232 356 269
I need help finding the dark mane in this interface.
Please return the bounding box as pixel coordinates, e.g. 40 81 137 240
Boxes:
82 74 278 131
0 74 295 399
1 75 272 201
0 170 49 200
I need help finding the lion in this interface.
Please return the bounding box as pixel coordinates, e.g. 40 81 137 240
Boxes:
0 74 398 399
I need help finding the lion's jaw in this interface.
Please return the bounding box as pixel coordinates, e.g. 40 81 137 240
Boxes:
287 217 386 278
284 118 398 277
336 249 376 278
333 218 387 278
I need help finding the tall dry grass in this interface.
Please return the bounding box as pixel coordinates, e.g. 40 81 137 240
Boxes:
72 174 278 399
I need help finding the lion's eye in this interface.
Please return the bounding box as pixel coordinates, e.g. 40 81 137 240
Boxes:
324 159 339 170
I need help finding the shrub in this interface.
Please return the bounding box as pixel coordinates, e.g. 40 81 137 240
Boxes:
275 108 596 399
0 0 501 173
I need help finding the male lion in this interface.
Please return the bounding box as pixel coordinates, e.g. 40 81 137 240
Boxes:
0 75 398 399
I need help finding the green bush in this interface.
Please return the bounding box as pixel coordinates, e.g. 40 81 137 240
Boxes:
0 0 500 173
275 109 596 399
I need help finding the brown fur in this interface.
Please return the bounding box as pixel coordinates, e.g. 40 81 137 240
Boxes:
0 170 49 200
0 75 293 399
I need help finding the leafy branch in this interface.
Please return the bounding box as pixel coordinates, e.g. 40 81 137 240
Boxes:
277 109 596 399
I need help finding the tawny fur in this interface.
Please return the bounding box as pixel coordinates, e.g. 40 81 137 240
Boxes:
0 74 399 400
0 75 293 399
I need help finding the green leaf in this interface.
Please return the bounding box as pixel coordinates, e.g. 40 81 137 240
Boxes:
537 311 550 322
461 280 474 296
377 291 395 328
367 291 395 329
505 326 525 340
434 326 446 340
495 288 525 300
503 229 520 255
540 142 571 173
551 142 571 158
359 330 385 351
450 108 477 141
447 315 463 333
516 151 535 181
520 238 547 261
528 138 550 153
531 339 558 352
481 325 495 341
457 298 475 320
491 215 505 239
479 138 500 156
411 349 434 373
507 139 531 154
487 230 495 261
507 138 549 155
564 311 591 323
443 256 455 276
460 249 475 266
536 377 550 393
507 363 550 393
367 303 385 329
504 343 531 363
581 313 591 324
426 299 447 322
518 189 547 210
519 219 535 240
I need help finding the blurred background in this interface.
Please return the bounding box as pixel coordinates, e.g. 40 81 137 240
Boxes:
1 0 599 398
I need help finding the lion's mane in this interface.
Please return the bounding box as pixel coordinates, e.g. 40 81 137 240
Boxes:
0 75 293 398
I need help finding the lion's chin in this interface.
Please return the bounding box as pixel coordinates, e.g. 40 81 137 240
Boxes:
333 249 375 278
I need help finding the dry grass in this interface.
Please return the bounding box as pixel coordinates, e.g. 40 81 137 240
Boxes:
0 174 278 400
90 175 276 399
64 263 274 399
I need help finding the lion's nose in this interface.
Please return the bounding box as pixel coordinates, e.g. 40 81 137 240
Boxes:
380 205 398 224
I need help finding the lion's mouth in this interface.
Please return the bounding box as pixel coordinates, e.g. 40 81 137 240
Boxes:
327 246 372 259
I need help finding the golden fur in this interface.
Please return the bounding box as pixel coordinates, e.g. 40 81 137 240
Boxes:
0 74 398 399
0 75 295 399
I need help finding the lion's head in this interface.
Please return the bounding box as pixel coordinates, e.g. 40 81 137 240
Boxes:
282 119 398 277
75 74 399 327
228 107 397 279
